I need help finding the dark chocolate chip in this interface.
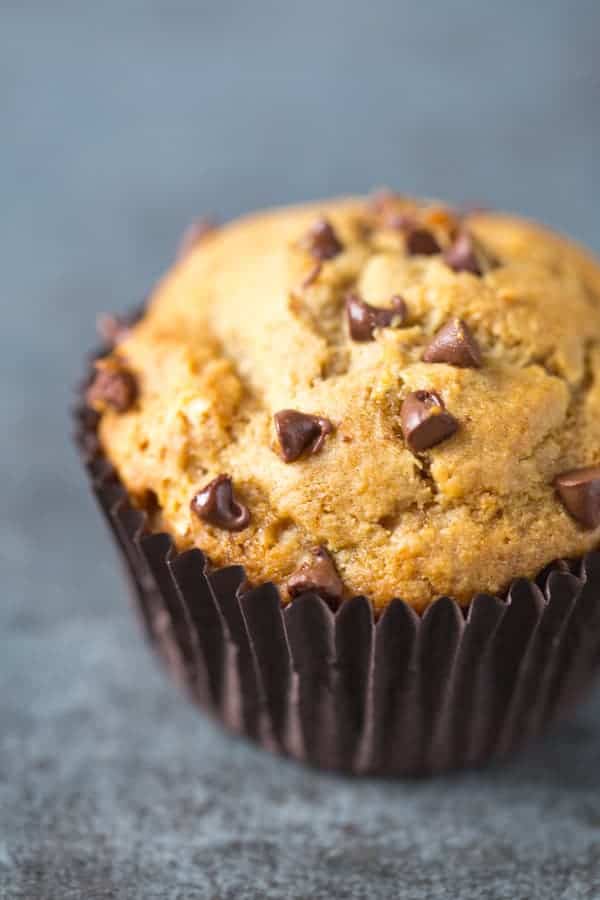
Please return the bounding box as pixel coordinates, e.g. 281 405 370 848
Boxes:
86 363 137 413
190 474 250 531
142 489 160 516
346 292 407 342
96 314 131 346
555 465 600 529
303 218 344 260
274 410 334 462
423 318 482 368
405 227 441 257
287 546 344 608
443 230 495 275
400 390 458 452
177 217 217 259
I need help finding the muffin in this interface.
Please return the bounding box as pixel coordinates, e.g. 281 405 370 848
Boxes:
75 193 600 774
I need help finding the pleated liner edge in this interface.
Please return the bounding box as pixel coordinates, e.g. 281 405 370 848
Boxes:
73 384 600 777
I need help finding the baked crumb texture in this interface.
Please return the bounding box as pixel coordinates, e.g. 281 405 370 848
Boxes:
88 195 600 611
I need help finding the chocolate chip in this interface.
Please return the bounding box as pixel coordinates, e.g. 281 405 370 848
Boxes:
405 227 441 257
555 465 600 529
96 314 130 346
423 318 482 368
287 546 344 608
346 292 407 342
274 410 334 462
443 230 495 275
303 218 344 260
400 390 458 452
142 489 160 517
86 362 137 413
190 474 250 531
177 217 217 259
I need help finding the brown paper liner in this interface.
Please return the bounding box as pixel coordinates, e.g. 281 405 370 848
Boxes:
74 360 600 776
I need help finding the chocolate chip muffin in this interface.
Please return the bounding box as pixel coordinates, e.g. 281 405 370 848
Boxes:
86 193 600 613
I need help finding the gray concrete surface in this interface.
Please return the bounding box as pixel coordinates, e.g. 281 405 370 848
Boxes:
2 2 600 897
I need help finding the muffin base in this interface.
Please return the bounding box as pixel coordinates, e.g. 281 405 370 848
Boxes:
74 358 600 777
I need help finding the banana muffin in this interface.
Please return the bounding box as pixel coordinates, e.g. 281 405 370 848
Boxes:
86 194 600 612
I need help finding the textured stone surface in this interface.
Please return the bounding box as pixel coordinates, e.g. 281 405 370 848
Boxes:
2 2 600 897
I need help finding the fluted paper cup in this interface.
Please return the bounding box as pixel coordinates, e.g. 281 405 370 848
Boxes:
74 353 600 776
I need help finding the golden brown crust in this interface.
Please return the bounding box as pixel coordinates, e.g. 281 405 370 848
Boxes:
93 195 600 611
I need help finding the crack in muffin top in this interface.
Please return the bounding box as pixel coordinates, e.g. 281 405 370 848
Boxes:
90 194 600 611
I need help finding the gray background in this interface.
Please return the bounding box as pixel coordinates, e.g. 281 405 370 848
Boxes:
2 2 600 898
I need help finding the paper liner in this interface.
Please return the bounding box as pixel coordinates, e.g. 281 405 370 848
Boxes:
74 367 600 776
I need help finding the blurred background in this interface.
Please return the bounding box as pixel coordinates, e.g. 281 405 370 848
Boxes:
3 2 600 898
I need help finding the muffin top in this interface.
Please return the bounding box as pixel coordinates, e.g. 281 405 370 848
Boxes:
89 194 600 612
